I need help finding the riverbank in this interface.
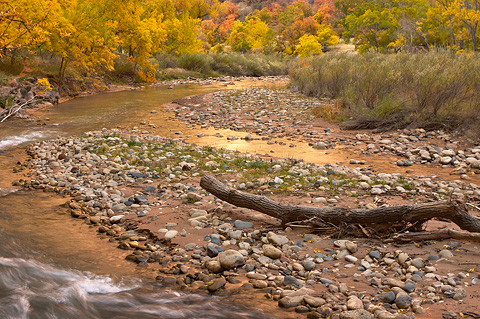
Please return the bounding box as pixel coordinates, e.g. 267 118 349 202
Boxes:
2 75 289 122
11 86 480 319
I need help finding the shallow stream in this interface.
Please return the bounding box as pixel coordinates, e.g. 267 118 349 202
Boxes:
0 80 475 318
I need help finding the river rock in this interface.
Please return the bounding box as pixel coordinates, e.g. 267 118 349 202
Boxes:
440 156 452 165
112 203 126 212
439 250 454 258
263 244 282 259
346 295 363 310
395 292 412 309
234 220 253 229
267 232 289 246
303 296 326 307
382 291 396 303
164 230 178 240
206 260 223 273
284 275 302 288
218 250 245 269
453 287 467 300
278 295 304 308
340 310 373 319
208 277 226 292
251 280 268 289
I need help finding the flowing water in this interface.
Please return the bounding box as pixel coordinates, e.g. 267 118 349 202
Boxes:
0 81 477 318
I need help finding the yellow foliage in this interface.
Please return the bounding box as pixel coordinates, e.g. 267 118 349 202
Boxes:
37 78 52 90
295 34 323 57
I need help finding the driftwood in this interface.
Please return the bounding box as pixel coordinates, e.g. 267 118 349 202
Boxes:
0 96 36 123
388 229 480 242
200 175 480 236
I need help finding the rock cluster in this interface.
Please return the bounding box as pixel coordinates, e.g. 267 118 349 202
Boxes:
0 77 60 115
15 127 480 319
169 88 480 179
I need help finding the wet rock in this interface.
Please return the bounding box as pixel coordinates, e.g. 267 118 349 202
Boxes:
208 277 226 292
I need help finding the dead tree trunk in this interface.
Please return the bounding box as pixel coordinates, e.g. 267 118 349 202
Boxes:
200 175 480 234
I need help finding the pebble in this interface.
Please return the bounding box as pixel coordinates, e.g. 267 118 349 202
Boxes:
382 291 396 303
278 295 304 308
267 232 289 246
369 250 381 259
346 295 363 310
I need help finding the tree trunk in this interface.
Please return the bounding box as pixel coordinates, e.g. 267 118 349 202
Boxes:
200 175 480 234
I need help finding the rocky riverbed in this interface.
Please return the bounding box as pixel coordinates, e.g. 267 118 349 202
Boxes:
12 86 480 319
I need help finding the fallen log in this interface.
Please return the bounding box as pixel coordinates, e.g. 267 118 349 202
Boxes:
200 175 480 235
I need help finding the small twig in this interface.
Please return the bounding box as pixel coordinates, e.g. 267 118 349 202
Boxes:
459 261 480 265
284 223 313 228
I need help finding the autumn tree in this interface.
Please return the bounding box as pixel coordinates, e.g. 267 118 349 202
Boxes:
295 34 323 56
343 1 401 52
0 0 57 61
226 17 274 53
41 0 118 85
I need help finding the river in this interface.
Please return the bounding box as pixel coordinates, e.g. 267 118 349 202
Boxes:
0 80 476 318
0 81 285 319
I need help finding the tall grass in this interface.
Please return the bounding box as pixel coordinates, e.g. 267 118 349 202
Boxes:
290 52 480 137
154 52 291 78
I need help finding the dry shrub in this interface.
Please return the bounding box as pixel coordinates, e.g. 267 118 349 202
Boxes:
290 51 480 139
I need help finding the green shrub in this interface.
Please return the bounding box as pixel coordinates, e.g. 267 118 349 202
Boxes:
178 54 213 74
